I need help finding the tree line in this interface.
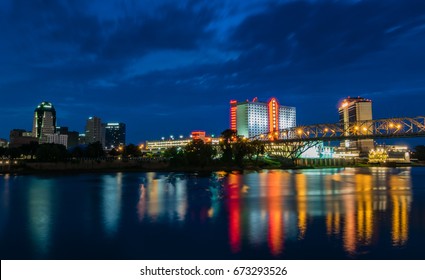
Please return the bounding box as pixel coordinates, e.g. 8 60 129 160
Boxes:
1 135 424 164
163 129 266 168
0 141 144 162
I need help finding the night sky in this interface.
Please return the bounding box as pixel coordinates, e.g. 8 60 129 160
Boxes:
1 0 425 145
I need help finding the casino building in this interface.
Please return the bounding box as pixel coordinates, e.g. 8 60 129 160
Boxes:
230 97 296 138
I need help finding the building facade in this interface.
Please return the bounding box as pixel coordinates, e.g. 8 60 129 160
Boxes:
230 97 296 138
338 97 374 153
41 133 68 148
0 138 8 148
104 123 126 149
146 131 219 151
32 101 56 142
85 116 105 146
9 129 38 148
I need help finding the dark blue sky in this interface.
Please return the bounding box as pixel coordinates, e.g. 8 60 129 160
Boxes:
1 0 424 145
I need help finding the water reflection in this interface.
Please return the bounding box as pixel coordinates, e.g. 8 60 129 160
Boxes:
0 167 418 259
222 167 412 257
101 173 122 236
27 178 54 255
227 173 241 253
0 174 10 234
137 172 188 222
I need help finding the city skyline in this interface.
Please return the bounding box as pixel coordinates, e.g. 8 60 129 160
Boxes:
1 0 425 145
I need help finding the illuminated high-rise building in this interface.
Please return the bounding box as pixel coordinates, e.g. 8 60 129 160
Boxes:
230 97 296 138
338 97 374 152
104 122 126 149
85 116 105 146
32 101 56 141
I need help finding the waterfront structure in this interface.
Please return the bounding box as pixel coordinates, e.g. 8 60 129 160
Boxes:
0 138 8 148
78 133 86 145
230 97 296 138
369 145 410 163
146 138 192 151
56 126 78 148
300 143 334 159
85 116 104 146
146 131 219 151
104 123 126 149
338 97 374 153
191 131 206 141
9 129 38 148
32 101 56 142
41 133 68 148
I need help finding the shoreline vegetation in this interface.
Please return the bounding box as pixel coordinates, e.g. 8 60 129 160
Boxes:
1 131 424 175
1 159 424 176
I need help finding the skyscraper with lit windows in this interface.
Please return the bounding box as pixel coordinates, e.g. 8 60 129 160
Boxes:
32 101 56 141
230 97 296 138
338 96 374 152
85 116 105 146
104 122 126 149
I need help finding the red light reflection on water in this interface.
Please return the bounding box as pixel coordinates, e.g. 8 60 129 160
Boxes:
228 173 241 253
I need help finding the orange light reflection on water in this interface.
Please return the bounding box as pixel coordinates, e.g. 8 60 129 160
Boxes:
266 171 284 256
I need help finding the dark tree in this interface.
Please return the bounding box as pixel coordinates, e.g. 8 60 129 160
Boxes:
70 146 85 158
35 144 67 162
163 146 186 166
220 129 237 163
124 144 141 158
414 145 425 161
108 148 120 157
184 139 215 167
20 141 39 160
86 142 105 158
0 147 7 158
232 138 250 167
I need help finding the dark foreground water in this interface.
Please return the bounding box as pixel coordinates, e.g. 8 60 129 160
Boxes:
1 167 425 260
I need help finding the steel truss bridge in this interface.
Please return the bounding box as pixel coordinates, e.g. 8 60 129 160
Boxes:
249 116 425 160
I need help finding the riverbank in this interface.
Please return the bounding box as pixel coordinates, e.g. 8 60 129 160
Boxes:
1 160 425 175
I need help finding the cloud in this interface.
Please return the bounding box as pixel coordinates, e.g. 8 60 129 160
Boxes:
1 0 425 142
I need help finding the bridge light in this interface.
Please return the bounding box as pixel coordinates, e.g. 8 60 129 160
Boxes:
297 129 303 135
355 126 359 130
389 123 394 128
396 124 402 129
362 127 367 131
260 134 264 138
324 128 328 132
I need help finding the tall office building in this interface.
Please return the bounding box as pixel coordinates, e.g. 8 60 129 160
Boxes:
85 116 105 146
338 97 374 153
104 122 126 149
57 126 79 148
230 97 296 138
32 101 56 141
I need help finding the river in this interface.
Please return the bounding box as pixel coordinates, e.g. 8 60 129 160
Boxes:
1 167 424 259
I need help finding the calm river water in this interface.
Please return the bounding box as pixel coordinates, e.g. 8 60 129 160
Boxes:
1 167 424 259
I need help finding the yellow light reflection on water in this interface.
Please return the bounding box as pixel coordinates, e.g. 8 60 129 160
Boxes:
295 173 307 240
355 174 373 246
389 173 411 247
